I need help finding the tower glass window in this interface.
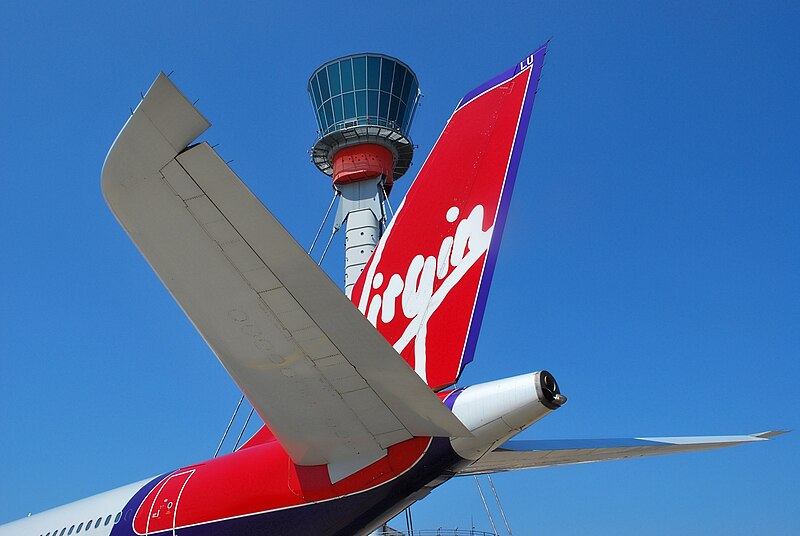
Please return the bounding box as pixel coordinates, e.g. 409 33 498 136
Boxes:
353 56 366 90
308 53 421 139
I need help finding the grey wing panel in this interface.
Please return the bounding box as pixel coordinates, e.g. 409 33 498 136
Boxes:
102 73 467 467
457 432 784 475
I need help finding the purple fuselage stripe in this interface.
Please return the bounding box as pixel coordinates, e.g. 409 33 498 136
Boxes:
443 388 465 410
109 472 169 536
459 45 548 375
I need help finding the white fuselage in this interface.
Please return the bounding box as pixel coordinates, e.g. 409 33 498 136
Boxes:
0 478 149 536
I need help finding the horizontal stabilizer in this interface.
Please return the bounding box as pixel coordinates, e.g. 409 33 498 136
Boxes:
457 431 786 475
102 73 468 468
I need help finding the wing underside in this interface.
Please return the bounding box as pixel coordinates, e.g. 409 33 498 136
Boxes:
101 73 467 469
456 431 786 475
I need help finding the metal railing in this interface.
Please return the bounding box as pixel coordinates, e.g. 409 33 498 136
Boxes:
317 115 405 139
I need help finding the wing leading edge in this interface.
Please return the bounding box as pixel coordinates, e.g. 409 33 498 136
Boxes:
101 73 468 469
456 431 787 475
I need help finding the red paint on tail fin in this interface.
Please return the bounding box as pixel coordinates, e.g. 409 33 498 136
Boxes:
351 46 547 390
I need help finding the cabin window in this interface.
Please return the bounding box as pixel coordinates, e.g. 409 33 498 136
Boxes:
104 515 111 526
68 525 75 535
114 512 121 524
60 528 67 536
76 522 83 532
95 518 102 529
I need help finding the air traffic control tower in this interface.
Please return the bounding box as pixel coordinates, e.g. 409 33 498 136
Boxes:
308 54 421 296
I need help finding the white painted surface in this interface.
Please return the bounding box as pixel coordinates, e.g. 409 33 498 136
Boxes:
449 372 556 460
0 478 148 536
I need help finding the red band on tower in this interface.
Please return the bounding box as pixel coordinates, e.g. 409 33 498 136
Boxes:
332 144 394 186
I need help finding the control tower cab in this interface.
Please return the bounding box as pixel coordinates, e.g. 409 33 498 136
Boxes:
308 54 421 296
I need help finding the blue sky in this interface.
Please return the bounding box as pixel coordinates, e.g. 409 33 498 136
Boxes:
1 1 798 533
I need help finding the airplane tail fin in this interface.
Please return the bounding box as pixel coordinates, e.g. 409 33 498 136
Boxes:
351 45 547 390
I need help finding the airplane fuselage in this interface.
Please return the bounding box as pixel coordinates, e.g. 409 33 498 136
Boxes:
2 373 561 536
1 437 464 536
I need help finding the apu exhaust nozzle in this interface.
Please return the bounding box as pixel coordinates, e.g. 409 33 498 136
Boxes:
536 370 567 410
449 371 566 460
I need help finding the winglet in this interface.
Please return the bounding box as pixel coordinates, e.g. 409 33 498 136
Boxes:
754 430 789 439
102 73 210 200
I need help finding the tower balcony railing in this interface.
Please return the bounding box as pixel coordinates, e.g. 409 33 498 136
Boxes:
316 115 404 140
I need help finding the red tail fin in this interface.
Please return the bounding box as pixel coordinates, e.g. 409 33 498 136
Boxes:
351 45 547 390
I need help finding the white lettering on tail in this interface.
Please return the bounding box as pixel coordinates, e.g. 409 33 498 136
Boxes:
358 205 493 381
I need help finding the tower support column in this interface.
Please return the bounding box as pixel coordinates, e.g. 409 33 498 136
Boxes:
308 53 420 295
334 177 386 297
